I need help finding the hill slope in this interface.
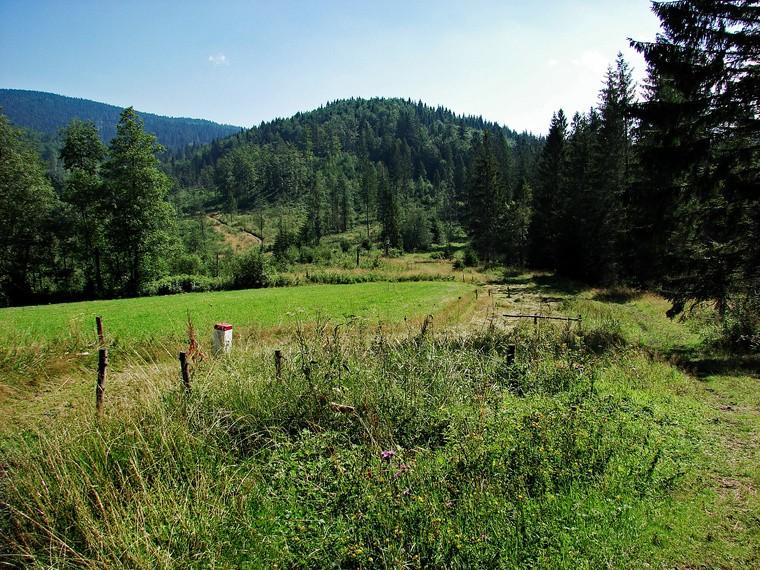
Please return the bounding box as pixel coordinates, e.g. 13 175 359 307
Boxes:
0 89 242 150
169 97 543 220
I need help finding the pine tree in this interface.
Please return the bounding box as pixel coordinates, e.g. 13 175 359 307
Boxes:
465 131 508 263
377 165 401 251
530 110 568 268
631 0 760 322
360 159 378 239
588 55 636 283
300 172 324 245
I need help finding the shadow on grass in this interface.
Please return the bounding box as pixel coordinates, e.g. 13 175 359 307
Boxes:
500 272 590 297
666 347 760 379
592 287 644 304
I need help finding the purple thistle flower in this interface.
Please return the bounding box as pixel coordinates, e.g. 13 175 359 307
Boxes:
380 449 395 462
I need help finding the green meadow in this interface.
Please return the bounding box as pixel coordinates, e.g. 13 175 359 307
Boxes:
0 281 473 350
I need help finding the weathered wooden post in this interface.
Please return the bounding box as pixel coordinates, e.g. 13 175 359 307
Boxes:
95 316 105 347
96 348 107 416
179 351 191 393
356 247 360 268
475 289 479 300
506 344 516 365
533 315 538 326
274 350 283 379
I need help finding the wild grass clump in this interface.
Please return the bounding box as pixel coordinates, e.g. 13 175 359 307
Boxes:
1 322 686 568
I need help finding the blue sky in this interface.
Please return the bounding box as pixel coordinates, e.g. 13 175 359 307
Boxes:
0 0 661 134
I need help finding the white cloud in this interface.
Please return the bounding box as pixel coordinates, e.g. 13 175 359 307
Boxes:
546 58 559 67
208 53 229 66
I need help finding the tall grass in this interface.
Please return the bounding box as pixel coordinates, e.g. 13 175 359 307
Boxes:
1 321 695 568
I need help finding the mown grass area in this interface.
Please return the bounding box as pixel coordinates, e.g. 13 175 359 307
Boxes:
1 273 758 568
0 281 474 398
0 281 472 350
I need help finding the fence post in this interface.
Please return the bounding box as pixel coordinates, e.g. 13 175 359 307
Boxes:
96 348 107 417
356 247 360 268
179 351 191 393
95 316 104 347
506 344 516 366
274 350 283 379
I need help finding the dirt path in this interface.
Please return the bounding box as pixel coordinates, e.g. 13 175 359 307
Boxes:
207 214 262 251
468 272 578 330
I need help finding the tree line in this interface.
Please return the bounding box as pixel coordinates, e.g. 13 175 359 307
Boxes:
512 0 757 347
1 0 756 348
1 108 178 303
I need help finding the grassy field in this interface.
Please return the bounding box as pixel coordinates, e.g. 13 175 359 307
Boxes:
1 271 758 568
0 281 473 355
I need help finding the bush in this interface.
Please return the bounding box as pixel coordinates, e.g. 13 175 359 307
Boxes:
170 253 206 275
463 247 479 267
720 293 760 351
228 249 274 289
140 274 219 296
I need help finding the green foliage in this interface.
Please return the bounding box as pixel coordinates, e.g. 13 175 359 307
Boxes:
630 0 760 328
102 108 180 295
59 120 107 295
140 274 219 296
463 247 479 267
400 206 432 252
718 293 760 352
227 248 274 289
0 114 57 304
0 323 696 567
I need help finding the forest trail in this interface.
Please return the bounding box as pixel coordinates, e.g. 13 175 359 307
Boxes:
207 213 262 251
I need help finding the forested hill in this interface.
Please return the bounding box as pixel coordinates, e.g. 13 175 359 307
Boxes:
168 97 543 215
0 89 242 150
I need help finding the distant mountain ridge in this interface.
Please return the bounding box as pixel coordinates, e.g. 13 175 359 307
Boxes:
0 89 242 150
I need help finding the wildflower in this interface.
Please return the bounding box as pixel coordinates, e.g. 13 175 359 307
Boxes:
381 449 395 462
393 463 409 478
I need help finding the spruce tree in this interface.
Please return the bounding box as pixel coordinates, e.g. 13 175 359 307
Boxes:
631 0 760 322
530 110 568 269
377 165 401 251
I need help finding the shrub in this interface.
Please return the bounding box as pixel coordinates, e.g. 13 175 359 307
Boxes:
170 253 206 275
720 293 760 351
140 274 218 296
228 249 274 289
463 247 479 267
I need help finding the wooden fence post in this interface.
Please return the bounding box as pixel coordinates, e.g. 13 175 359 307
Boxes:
506 344 516 366
274 350 283 379
179 351 191 393
356 247 360 268
96 316 104 347
96 348 107 417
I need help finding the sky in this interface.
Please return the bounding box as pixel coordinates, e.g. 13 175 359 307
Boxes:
0 0 662 134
